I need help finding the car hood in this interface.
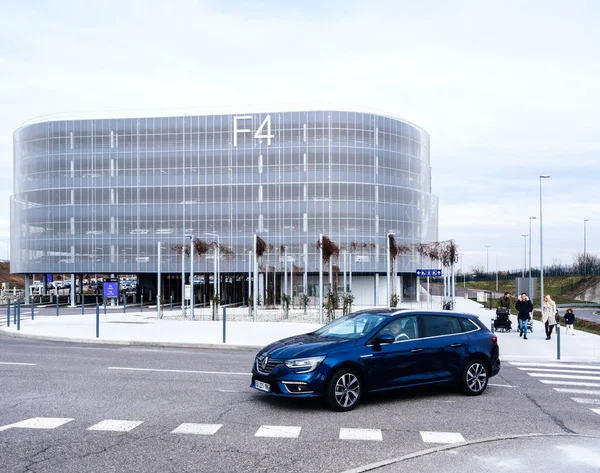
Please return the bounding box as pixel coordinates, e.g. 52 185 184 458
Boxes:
259 333 354 359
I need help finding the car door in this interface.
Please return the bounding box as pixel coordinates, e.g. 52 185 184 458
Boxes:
419 314 469 382
361 315 427 391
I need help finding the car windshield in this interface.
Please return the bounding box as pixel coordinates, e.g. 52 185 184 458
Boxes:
313 312 389 339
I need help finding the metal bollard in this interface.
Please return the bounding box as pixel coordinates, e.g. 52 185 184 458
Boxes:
223 307 227 343
140 294 143 313
7 300 10 327
557 323 561 360
56 296 59 317
104 298 106 315
14 300 17 325
123 295 127 314
491 318 495 333
17 300 21 331
32 297 34 320
96 300 100 338
82 294 85 315
170 295 173 312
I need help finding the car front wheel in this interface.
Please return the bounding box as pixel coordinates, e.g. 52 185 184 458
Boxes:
326 368 362 411
460 359 488 396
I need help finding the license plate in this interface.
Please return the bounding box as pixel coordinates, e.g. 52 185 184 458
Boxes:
254 380 270 392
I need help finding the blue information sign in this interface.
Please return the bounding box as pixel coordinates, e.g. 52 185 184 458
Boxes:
416 269 442 277
103 281 119 299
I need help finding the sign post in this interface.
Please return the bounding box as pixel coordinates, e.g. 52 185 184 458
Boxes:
102 279 119 315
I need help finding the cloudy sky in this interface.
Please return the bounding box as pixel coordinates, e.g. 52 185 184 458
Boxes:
1 0 598 272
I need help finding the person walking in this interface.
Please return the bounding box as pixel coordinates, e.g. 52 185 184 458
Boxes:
541 294 557 340
515 293 533 339
498 292 512 309
564 308 575 335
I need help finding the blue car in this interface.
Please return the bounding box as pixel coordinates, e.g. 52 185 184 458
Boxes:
251 309 500 411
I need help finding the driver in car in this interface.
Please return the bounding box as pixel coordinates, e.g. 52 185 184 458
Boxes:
382 320 407 341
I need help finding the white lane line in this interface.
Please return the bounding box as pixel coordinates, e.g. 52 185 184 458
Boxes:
518 367 600 375
592 409 600 416
528 373 600 381
489 383 514 387
571 398 600 405
554 388 600 395
511 362 600 370
171 423 222 435
0 362 37 366
108 367 250 376
87 420 143 432
420 431 465 444
255 425 301 438
540 380 600 388
339 428 383 441
0 417 74 431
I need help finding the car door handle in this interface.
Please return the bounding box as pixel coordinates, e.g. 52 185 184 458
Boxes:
411 348 423 353
449 343 463 348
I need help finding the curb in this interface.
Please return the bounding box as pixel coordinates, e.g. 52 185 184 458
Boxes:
0 328 262 351
339 432 600 473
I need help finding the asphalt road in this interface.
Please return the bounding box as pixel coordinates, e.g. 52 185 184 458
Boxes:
1 335 600 473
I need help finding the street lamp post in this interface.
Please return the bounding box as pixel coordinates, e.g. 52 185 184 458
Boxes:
386 232 395 308
539 175 550 310
185 234 194 320
204 232 220 309
521 234 528 278
584 219 590 274
529 216 536 298
484 245 491 275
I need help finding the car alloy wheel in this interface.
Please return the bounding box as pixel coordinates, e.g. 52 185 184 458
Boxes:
326 369 362 411
462 360 488 395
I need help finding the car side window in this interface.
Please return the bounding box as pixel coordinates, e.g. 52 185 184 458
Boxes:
377 316 420 342
422 315 462 338
459 318 479 332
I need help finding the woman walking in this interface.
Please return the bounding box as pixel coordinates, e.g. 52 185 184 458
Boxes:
516 293 533 340
542 294 557 340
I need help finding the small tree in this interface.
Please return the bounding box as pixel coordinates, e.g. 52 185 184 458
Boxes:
281 294 292 319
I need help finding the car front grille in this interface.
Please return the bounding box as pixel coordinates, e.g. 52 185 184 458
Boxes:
255 355 283 375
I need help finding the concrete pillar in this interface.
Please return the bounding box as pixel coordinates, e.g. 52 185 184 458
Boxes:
42 274 48 296
70 273 76 307
24 274 30 305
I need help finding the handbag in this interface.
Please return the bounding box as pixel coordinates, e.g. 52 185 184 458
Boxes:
555 311 560 324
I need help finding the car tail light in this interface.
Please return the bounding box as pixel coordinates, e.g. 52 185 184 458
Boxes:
491 336 498 344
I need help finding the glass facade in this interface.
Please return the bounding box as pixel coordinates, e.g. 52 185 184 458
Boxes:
11 110 438 283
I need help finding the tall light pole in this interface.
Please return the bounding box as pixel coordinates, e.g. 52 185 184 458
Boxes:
386 232 395 308
185 234 194 320
157 241 162 319
539 175 550 309
484 245 491 274
529 216 536 297
204 232 220 306
584 219 590 274
521 234 528 277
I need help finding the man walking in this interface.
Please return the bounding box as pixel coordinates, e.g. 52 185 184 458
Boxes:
515 293 533 340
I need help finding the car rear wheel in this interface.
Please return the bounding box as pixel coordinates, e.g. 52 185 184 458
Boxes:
460 359 488 396
326 368 362 411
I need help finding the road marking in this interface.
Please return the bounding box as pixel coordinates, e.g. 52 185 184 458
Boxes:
571 398 600 405
518 367 600 375
255 425 301 438
171 423 222 435
339 428 382 441
420 431 465 444
0 362 37 366
511 362 600 371
554 388 600 395
108 367 250 376
87 420 143 432
592 409 600 416
540 380 600 388
528 373 600 381
489 383 514 387
0 417 74 431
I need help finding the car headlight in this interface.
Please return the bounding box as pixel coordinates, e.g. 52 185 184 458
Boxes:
284 356 326 373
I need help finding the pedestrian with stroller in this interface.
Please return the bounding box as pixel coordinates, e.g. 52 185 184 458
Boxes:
498 292 512 309
516 293 533 339
542 294 557 340
564 308 575 335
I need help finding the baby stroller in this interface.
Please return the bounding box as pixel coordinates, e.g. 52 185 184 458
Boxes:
494 308 512 332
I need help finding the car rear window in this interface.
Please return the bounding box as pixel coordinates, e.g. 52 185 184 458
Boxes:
460 318 480 332
422 315 464 337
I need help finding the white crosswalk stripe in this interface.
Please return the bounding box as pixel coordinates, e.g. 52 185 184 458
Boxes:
553 388 600 396
0 417 74 431
528 373 600 381
171 423 222 435
339 428 382 441
87 420 143 432
517 367 600 375
420 431 465 444
571 398 600 405
255 425 302 438
511 362 600 371
540 380 600 388
592 409 600 416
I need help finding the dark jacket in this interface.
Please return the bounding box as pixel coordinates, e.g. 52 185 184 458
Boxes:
516 299 533 320
564 312 575 324
498 296 511 309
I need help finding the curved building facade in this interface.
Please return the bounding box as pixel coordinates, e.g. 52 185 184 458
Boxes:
12 110 438 302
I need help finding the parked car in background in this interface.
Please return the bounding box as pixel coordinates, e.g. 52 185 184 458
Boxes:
251 309 500 411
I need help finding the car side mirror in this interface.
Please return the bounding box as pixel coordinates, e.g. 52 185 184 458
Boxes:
374 333 395 345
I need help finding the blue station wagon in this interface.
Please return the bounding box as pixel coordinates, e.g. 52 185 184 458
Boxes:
251 309 500 411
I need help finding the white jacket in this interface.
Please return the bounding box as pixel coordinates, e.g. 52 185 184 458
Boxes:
541 301 557 325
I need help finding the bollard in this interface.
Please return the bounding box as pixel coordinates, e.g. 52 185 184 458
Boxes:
82 294 85 315
491 318 495 333
557 323 561 360
56 295 59 317
170 295 173 312
17 300 21 331
14 300 17 325
7 300 10 327
123 295 127 314
223 307 227 343
104 298 106 315
32 297 34 320
96 300 100 338
141 294 143 313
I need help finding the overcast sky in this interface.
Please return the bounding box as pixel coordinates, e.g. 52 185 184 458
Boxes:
1 0 598 272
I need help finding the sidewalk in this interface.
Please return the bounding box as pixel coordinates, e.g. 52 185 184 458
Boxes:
1 298 599 361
